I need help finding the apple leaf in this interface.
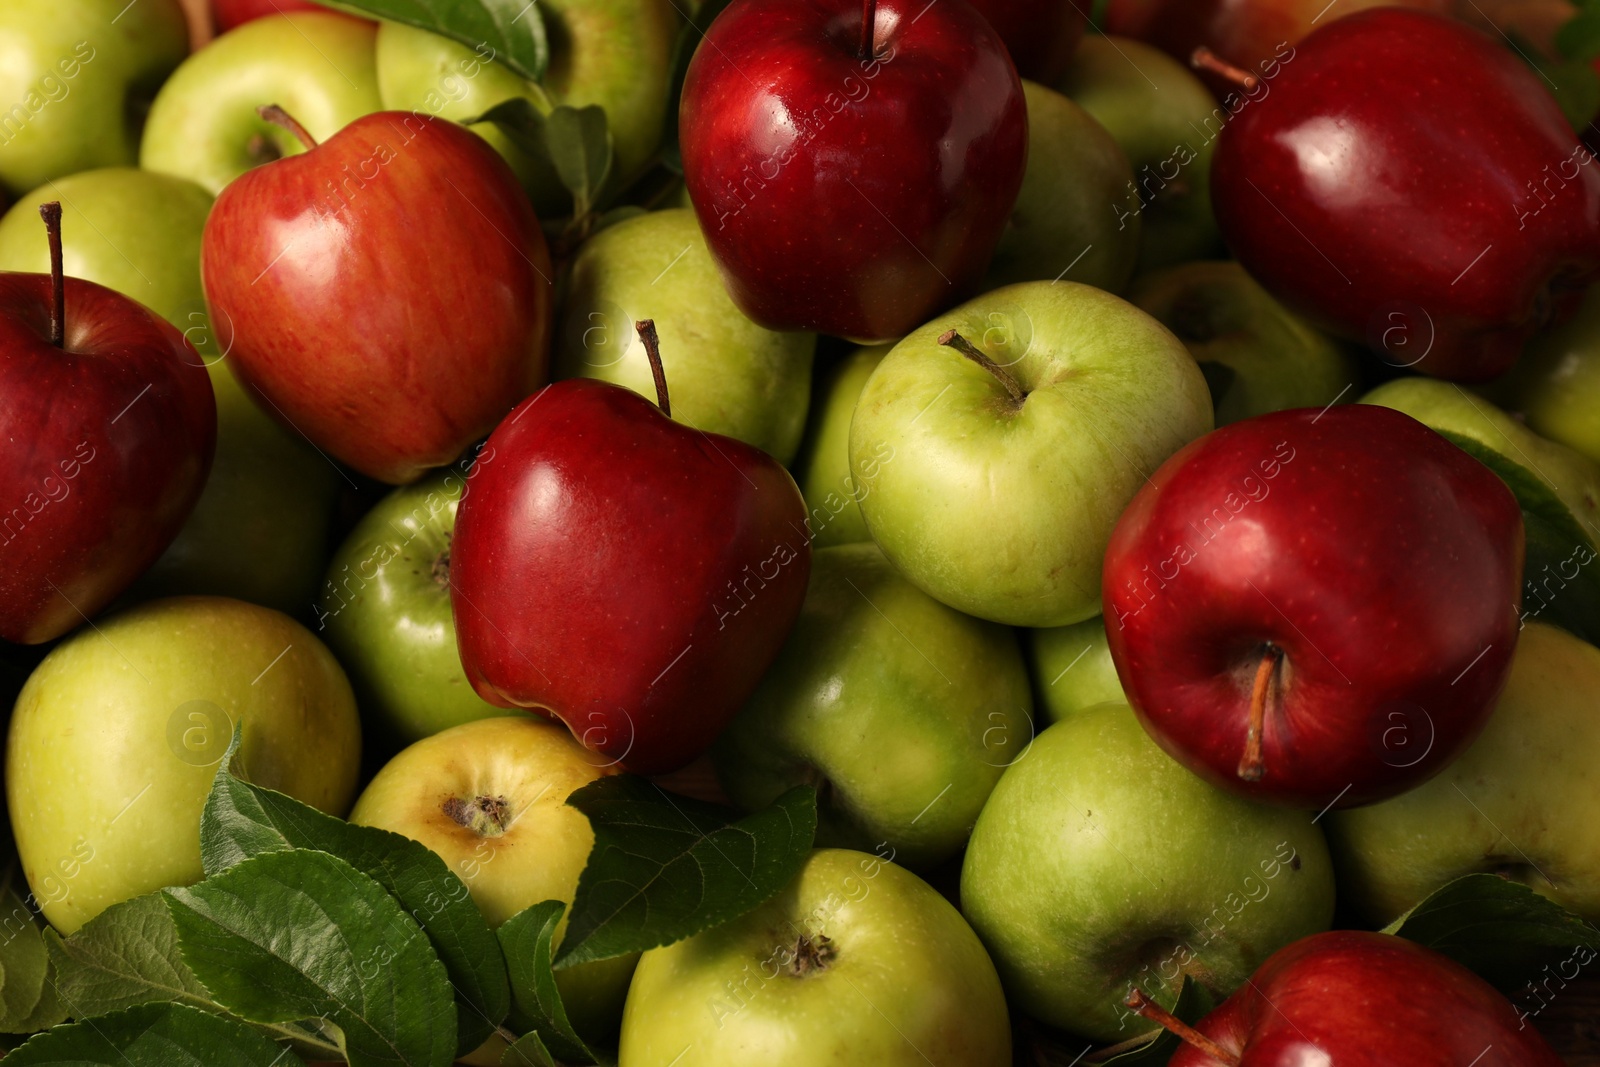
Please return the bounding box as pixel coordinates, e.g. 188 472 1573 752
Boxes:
1384 873 1600 995
201 748 510 1053
319 0 549 84
1556 2 1600 64
165 850 458 1067
544 106 614 221
502 1030 558 1067
554 779 816 969
497 901 604 1065
2 1002 305 1066
0 876 52 1032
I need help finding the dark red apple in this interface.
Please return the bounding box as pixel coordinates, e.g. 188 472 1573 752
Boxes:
0 205 214 645
964 0 1087 83
1210 8 1600 382
678 0 1028 341
1129 930 1563 1066
212 0 350 34
202 108 553 484
450 325 810 775
1102 405 1523 810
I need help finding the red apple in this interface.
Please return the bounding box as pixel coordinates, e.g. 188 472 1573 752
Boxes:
202 108 553 484
1210 9 1600 382
450 325 810 775
1129 930 1563 1066
0 205 214 644
212 0 347 34
1102 405 1524 810
678 0 1028 341
964 0 1087 83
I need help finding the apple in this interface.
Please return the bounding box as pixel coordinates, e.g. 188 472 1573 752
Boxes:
0 0 188 197
451 337 811 775
349 715 635 1042
618 847 1011 1066
849 280 1213 627
6 595 361 933
1055 34 1224 273
1491 283 1600 466
794 344 892 549
964 0 1086 83
212 0 346 34
202 108 554 485
1327 622 1600 925
1142 930 1563 1067
983 80 1141 294
0 167 341 613
554 208 815 465
678 0 1028 341
140 12 383 195
1209 9 1600 382
1028 615 1128 723
320 465 506 750
712 543 1031 869
1103 404 1525 809
960 703 1336 1042
1130 261 1357 426
0 204 216 645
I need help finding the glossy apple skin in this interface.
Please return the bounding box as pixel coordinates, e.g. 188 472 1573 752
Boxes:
679 0 1028 341
1211 9 1600 382
202 111 553 484
964 0 1086 83
0 275 215 644
451 379 810 775
1103 405 1525 809
1171 930 1563 1067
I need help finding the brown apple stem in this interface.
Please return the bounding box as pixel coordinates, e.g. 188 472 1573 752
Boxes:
635 319 671 417
1237 646 1282 782
1125 988 1240 1066
859 0 877 59
38 201 63 348
256 104 318 151
1191 47 1260 92
938 330 1025 404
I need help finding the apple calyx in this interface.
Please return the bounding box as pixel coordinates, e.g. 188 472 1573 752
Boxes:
859 0 878 60
633 319 672 417
37 201 64 348
1237 645 1283 782
255 103 319 152
431 542 451 591
1190 48 1259 93
785 933 836 976
1124 987 1239 1066
441 793 514 837
938 330 1025 406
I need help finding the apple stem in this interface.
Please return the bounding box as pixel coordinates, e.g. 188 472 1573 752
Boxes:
38 201 63 349
1237 646 1282 782
859 0 877 59
938 330 1025 405
1190 48 1259 92
635 319 672 417
1125 988 1240 1066
256 103 318 151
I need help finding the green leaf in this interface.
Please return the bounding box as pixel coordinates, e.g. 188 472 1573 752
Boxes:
544 105 614 219
1093 977 1217 1066
10 967 66 1036
1434 430 1600 644
1384 873 1600 993
497 902 597 1065
554 780 816 969
469 97 550 162
1557 6 1600 63
0 877 51 1031
165 850 457 1067
320 0 548 83
202 760 510 1053
501 1030 557 1067
4 1002 304 1066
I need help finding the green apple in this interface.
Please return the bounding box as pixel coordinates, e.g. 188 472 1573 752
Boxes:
849 280 1213 627
794 344 891 548
0 0 188 196
1056 35 1224 273
0 167 341 613
712 543 1030 869
141 11 382 195
320 465 506 749
984 80 1141 294
1029 615 1127 723
618 847 1011 1066
6 596 361 934
960 703 1336 1042
1327 621 1600 923
1131 261 1357 425
1489 283 1600 466
349 716 636 1043
555 208 815 464
1360 378 1600 536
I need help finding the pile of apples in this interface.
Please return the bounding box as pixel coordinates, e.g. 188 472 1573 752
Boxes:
1 0 1599 1063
